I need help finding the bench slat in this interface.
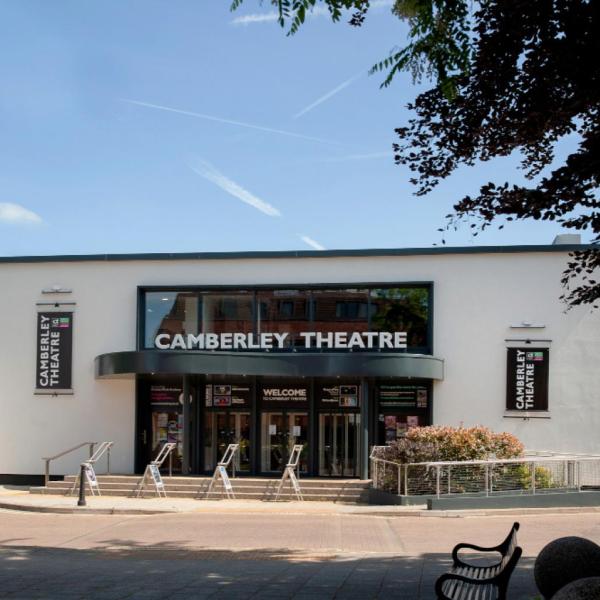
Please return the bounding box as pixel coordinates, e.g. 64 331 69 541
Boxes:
436 523 521 600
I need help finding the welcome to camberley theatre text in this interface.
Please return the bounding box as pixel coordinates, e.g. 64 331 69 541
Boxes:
154 331 408 350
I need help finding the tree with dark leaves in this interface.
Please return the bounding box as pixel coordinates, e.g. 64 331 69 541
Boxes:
231 0 600 308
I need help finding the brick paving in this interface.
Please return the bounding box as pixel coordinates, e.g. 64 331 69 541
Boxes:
1 508 598 599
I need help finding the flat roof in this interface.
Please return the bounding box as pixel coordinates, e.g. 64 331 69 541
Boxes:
0 244 592 264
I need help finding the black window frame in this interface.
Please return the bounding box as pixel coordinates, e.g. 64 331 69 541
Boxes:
137 282 434 354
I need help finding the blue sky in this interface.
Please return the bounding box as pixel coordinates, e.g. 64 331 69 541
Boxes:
0 0 586 256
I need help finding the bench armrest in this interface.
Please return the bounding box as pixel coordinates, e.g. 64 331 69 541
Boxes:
451 522 519 567
452 543 502 568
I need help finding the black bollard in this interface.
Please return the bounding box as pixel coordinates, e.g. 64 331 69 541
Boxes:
77 463 87 507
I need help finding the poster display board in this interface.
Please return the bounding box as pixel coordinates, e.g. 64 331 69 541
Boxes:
149 464 164 490
218 465 232 492
35 311 73 394
205 384 251 407
506 348 549 411
275 444 304 501
205 444 239 499
150 385 182 408
377 385 428 409
84 463 100 496
318 384 360 408
136 442 176 498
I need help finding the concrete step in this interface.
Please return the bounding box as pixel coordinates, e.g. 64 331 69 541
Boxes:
60 475 371 489
31 485 369 502
42 482 368 498
32 474 371 503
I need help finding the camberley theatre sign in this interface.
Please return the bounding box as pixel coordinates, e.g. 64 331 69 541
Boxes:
154 331 408 351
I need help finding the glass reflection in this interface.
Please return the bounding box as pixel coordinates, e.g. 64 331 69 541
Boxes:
370 287 429 349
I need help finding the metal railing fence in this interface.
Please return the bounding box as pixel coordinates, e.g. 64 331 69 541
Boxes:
369 447 600 499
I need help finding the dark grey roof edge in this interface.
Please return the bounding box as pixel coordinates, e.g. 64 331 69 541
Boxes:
0 244 594 264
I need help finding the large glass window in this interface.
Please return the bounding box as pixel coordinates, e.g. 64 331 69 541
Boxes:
200 292 253 334
144 291 253 348
257 290 309 349
310 289 370 349
142 284 431 353
145 292 199 348
370 287 429 350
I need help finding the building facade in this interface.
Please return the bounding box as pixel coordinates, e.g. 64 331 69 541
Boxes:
1 240 599 482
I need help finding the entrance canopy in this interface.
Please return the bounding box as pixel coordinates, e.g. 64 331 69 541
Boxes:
95 350 444 380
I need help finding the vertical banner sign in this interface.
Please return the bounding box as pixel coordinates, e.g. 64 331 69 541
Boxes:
35 312 73 393
506 348 549 411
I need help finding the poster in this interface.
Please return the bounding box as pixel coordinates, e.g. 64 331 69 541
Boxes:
207 384 250 407
506 348 549 411
406 415 419 428
213 395 232 407
318 384 359 407
320 386 340 404
378 385 427 408
35 311 73 393
151 386 182 408
384 416 397 442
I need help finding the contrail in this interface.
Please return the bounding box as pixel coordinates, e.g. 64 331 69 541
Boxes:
121 98 339 145
190 160 281 217
293 72 363 119
299 235 325 250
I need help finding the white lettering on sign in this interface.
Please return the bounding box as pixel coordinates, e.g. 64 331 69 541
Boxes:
263 388 307 397
38 315 50 386
154 331 407 351
38 316 62 387
515 349 535 410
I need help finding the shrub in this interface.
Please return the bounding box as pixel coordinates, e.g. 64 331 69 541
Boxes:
379 425 524 464
515 464 555 490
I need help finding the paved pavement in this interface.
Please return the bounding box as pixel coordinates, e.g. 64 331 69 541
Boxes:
1 506 599 599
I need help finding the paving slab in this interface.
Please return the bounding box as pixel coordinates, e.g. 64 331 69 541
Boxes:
1 507 599 599
3 486 600 517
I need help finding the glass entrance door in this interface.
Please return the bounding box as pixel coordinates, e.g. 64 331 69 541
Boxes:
204 412 251 473
261 412 308 473
318 413 360 476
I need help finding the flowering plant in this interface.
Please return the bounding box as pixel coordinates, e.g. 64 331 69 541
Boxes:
375 425 524 464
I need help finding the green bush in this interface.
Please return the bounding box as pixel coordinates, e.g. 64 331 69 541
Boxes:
514 464 555 490
375 425 524 464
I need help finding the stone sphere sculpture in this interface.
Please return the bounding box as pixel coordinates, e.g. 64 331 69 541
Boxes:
552 577 600 600
534 537 600 599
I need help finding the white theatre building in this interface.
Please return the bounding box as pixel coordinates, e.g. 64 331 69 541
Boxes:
1 235 599 483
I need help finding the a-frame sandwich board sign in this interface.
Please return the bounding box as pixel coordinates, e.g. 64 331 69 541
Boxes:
275 444 304 501
136 442 177 498
83 462 100 496
205 443 239 499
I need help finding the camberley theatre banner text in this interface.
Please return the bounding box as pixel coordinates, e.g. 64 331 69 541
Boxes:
154 331 408 350
506 348 549 411
35 312 73 393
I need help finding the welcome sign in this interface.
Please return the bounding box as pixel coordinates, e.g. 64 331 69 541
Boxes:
35 311 73 393
154 331 407 351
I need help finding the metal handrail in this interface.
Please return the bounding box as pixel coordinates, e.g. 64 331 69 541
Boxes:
42 442 96 487
392 456 600 467
370 453 600 498
88 441 113 467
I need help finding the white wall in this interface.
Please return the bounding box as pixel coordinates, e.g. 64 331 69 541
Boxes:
1 249 598 476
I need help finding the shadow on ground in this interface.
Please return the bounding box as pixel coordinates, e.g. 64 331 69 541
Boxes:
0 541 538 600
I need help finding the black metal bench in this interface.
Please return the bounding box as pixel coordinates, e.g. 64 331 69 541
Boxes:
435 522 522 600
